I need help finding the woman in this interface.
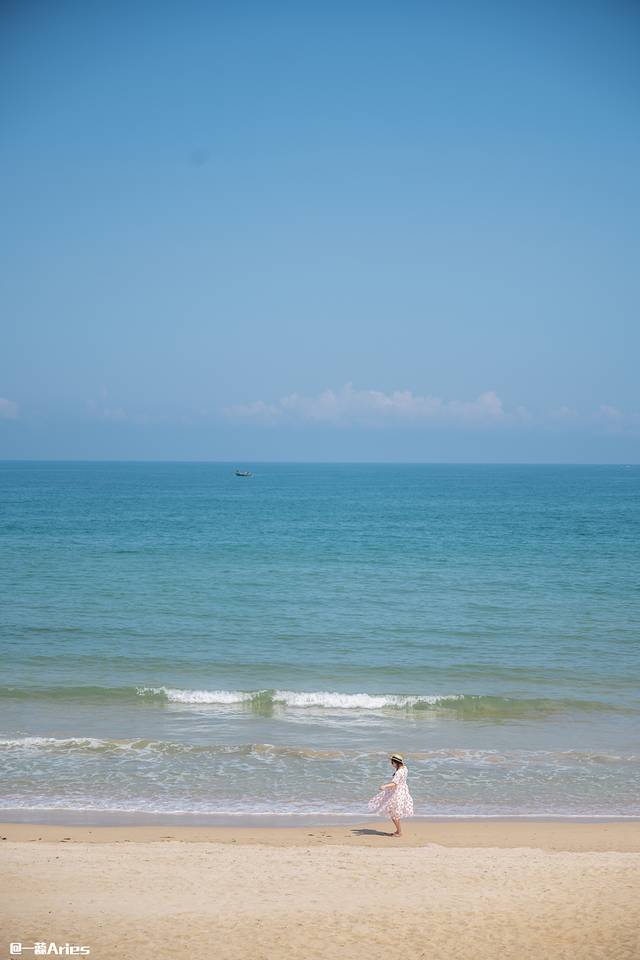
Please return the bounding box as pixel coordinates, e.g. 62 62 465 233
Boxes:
367 752 414 836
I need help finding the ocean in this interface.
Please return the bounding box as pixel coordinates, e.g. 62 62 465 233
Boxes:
1 461 639 823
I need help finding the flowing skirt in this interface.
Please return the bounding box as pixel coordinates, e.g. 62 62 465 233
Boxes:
367 784 414 819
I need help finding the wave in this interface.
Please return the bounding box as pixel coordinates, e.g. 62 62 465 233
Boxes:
0 684 634 718
0 736 348 759
138 687 463 709
130 686 640 718
9 803 640 820
2 800 640 819
1 737 638 766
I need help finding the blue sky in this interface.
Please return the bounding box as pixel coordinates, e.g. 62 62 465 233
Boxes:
1 0 639 461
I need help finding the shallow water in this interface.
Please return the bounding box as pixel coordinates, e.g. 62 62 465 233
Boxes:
1 461 639 819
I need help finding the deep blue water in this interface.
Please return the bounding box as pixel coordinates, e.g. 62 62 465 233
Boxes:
1 461 639 820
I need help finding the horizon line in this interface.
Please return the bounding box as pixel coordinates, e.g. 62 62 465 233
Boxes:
1 459 638 467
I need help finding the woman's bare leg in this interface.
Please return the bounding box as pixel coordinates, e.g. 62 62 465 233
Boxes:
391 817 402 836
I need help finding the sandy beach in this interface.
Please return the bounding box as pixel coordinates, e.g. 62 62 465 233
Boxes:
2 820 639 960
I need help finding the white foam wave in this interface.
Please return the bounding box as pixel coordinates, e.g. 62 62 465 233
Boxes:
135 686 463 709
0 736 107 750
2 800 640 819
272 690 462 709
1 738 637 766
137 686 260 704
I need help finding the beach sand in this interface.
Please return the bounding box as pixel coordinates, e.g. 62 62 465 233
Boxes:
2 820 639 959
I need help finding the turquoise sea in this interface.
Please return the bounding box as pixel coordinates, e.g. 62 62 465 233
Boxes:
1 461 639 823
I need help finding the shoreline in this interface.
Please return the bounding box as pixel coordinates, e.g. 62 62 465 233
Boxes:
2 807 639 828
2 818 640 851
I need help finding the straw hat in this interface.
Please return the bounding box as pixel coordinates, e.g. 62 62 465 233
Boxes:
390 753 404 763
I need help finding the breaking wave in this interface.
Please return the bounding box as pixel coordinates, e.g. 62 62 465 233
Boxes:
0 684 633 718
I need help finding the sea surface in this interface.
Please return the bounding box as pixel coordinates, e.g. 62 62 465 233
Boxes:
1 461 639 823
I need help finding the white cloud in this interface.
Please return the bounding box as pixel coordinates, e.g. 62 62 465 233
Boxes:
86 397 202 426
225 384 528 427
0 397 18 420
595 403 640 434
598 404 624 421
550 405 578 420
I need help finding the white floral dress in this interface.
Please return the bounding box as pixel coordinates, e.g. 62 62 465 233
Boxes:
367 764 414 818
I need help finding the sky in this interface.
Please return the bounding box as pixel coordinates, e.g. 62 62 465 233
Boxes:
1 0 639 462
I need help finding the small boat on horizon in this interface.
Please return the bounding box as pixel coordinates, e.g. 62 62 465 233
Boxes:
234 469 253 477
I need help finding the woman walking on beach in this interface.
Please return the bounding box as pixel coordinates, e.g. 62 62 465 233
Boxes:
367 753 414 836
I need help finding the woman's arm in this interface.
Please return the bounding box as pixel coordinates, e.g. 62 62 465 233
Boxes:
381 768 402 790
